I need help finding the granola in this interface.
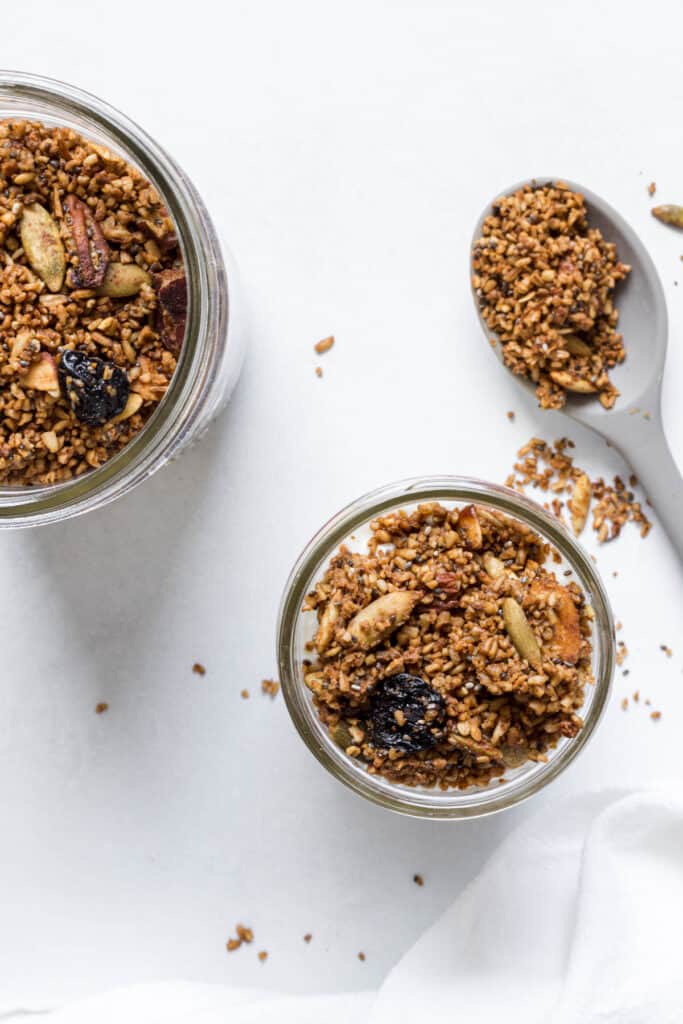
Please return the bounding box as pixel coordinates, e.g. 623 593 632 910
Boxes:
0 119 185 485
472 182 630 409
303 502 593 790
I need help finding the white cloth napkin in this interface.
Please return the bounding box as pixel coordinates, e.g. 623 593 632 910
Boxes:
10 788 683 1023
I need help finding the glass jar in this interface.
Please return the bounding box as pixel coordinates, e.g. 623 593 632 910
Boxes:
277 477 614 819
0 71 245 527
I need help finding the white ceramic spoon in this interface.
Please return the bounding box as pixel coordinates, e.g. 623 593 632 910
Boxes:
471 178 683 560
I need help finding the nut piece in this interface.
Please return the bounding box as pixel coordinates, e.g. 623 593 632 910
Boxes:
482 551 505 579
526 580 581 665
549 370 598 394
97 262 151 298
569 473 592 536
457 504 483 549
23 353 60 395
155 268 187 353
64 195 110 287
314 336 335 354
19 204 66 292
502 597 543 671
347 590 420 650
111 392 143 424
315 595 339 653
563 334 593 357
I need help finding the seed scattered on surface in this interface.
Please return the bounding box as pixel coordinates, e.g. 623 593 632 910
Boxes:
240 689 250 700
506 410 515 421
261 678 280 698
95 702 109 714
358 952 366 962
660 645 673 658
314 335 335 354
192 662 206 676
651 711 662 721
315 366 323 377
258 951 268 962
413 874 424 886
648 181 657 197
303 933 312 943
652 204 683 228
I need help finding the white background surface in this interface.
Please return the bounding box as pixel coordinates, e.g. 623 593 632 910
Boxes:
1 0 683 1008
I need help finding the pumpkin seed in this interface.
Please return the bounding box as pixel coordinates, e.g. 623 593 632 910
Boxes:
347 590 420 650
19 204 66 292
97 262 151 298
502 597 543 670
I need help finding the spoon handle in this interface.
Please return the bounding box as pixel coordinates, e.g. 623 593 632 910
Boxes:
605 412 683 561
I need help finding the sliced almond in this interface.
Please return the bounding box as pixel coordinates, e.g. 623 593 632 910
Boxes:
19 204 66 292
568 473 592 536
563 333 593 357
549 370 597 394
97 262 151 298
64 194 110 288
457 504 483 549
347 590 420 650
315 595 340 653
482 551 505 579
41 430 59 453
502 597 543 671
111 392 143 424
526 579 581 665
23 353 60 396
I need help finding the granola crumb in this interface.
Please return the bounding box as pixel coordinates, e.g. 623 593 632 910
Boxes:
621 698 628 711
633 691 639 702
615 621 622 632
413 874 424 886
358 952 366 962
506 410 515 422
261 678 280 699
645 699 652 706
648 182 657 196
314 335 335 355
258 950 268 962
236 924 253 943
240 689 250 700
651 711 662 721
315 366 323 378
660 645 673 658
616 641 628 666
192 662 206 676
95 702 109 715
303 933 312 943
226 938 241 952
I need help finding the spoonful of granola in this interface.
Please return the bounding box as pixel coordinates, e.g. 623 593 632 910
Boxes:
471 178 683 560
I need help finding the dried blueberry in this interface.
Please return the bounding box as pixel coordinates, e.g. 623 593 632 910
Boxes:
370 674 445 753
58 350 129 426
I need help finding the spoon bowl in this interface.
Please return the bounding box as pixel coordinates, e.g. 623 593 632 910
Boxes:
471 177 683 559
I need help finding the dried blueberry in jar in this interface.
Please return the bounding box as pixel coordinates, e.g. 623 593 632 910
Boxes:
370 674 445 753
58 350 129 426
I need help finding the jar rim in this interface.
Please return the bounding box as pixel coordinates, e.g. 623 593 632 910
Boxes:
276 476 615 820
0 70 228 526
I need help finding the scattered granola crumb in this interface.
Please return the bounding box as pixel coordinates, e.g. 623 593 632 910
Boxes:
236 924 253 944
226 938 241 952
633 691 639 702
612 571 618 577
616 641 628 666
413 874 424 886
651 711 662 721
621 698 628 711
192 662 206 676
258 951 268 962
358 952 366 962
648 182 657 197
314 335 335 355
303 933 312 943
506 410 515 422
95 702 109 715
645 699 652 706
315 366 323 378
660 645 673 658
615 621 622 632
622 669 630 677
261 678 280 699
240 689 250 700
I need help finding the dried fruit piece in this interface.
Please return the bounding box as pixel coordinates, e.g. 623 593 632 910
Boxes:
569 473 592 536
315 595 340 653
155 269 187 353
23 353 60 395
652 204 683 229
64 195 110 287
97 262 151 298
482 551 505 578
347 590 420 650
526 579 581 665
370 674 445 753
502 597 543 671
549 370 598 393
59 349 129 425
19 204 66 292
457 504 483 549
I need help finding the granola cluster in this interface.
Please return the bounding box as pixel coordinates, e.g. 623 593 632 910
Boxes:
0 119 186 485
303 502 594 790
506 437 652 541
472 182 630 409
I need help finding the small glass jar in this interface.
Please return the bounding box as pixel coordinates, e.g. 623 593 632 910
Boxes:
277 477 614 820
0 71 245 527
